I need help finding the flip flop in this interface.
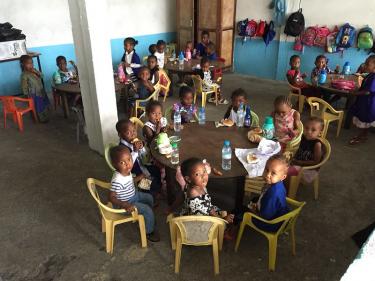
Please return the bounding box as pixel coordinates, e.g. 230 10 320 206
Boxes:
218 99 229 105
208 97 216 103
349 136 367 145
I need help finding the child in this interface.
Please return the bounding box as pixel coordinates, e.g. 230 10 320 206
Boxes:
180 157 234 223
286 55 320 98
136 67 155 100
20 55 50 122
223 88 247 122
116 119 161 196
185 41 195 59
271 95 301 144
205 42 217 61
288 117 324 182
143 100 168 145
248 154 290 232
195 57 228 104
196 30 210 59
349 55 375 145
108 146 160 242
154 40 166 69
148 44 157 55
171 86 198 124
147 55 159 85
121 37 141 81
311 55 331 86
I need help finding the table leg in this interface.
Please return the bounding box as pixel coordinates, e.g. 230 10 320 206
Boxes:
36 55 46 90
344 96 356 129
61 92 70 118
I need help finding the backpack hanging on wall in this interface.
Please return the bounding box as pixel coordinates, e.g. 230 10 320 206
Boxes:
237 18 249 37
256 20 266 37
336 23 356 49
314 26 331 48
263 21 276 46
357 26 373 50
301 26 318 46
326 26 339 53
284 8 305 37
246 20 258 38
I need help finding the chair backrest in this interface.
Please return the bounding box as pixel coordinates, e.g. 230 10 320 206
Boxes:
171 216 226 246
302 137 331 171
191 75 203 94
164 105 173 124
307 97 340 118
285 120 304 154
104 143 117 172
159 69 171 92
1 96 17 112
275 198 306 235
151 83 161 101
244 176 266 195
251 111 260 127
86 178 137 220
287 82 302 95
129 117 144 128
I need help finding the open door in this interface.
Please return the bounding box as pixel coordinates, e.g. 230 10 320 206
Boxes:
176 0 194 52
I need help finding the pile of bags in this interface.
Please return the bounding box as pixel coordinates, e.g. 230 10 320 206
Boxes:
0 22 26 42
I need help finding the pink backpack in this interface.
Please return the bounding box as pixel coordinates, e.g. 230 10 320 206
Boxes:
246 20 258 37
301 26 318 46
331 79 356 91
293 36 304 52
314 26 331 47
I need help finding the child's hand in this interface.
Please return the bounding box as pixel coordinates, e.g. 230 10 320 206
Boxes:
124 62 131 67
133 140 144 151
224 214 234 223
122 202 135 213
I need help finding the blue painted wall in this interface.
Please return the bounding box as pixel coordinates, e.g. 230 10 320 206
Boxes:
234 38 371 82
0 32 176 96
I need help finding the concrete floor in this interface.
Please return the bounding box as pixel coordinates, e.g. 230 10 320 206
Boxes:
1 73 374 281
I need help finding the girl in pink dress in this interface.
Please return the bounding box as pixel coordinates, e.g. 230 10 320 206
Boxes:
271 95 301 144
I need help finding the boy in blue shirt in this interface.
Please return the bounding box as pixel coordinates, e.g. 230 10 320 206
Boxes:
249 154 289 232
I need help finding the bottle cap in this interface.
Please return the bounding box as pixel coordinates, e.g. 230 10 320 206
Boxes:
200 106 205 112
264 116 273 125
172 142 178 148
224 140 230 146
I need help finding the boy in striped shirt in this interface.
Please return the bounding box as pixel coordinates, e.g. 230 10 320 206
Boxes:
108 146 160 242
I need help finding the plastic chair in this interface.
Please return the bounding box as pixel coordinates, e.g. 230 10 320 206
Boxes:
250 111 260 127
1 96 37 132
86 178 147 254
191 75 218 107
235 198 306 271
134 84 161 118
104 143 117 172
307 97 344 138
244 176 266 197
287 83 305 113
213 57 225 81
168 215 227 275
129 117 144 129
288 137 331 200
159 69 171 102
284 120 304 156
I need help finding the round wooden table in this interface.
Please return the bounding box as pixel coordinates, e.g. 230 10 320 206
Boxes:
164 58 225 75
151 122 256 212
52 81 128 118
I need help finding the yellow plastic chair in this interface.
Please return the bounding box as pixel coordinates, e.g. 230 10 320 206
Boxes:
288 137 331 200
235 198 306 271
244 176 266 197
158 69 172 103
129 117 144 129
134 84 161 118
191 75 218 107
86 178 147 254
284 120 304 157
250 111 260 127
287 83 305 113
142 55 148 64
307 97 344 138
168 215 227 275
104 143 117 172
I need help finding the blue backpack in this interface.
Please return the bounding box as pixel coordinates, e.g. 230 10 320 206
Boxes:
237 19 248 37
336 23 356 49
263 21 276 46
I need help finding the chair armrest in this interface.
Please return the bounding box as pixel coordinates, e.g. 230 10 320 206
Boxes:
13 97 32 103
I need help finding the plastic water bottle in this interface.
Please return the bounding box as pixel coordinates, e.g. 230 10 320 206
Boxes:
53 71 62 85
173 105 181 132
318 69 327 85
343 61 351 75
263 116 275 140
237 103 245 127
171 143 179 164
244 105 252 128
222 140 232 171
178 51 184 70
198 107 206 125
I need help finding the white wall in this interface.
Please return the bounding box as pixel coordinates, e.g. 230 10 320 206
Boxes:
0 0 176 47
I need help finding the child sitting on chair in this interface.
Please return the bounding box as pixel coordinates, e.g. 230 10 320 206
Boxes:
194 57 228 104
171 86 198 124
311 55 331 86
288 117 324 183
154 40 166 69
116 119 161 196
130 67 155 116
224 88 248 123
147 55 159 85
108 145 160 242
248 154 289 232
287 55 320 98
180 157 234 223
143 100 168 145
271 95 300 144
205 42 217 61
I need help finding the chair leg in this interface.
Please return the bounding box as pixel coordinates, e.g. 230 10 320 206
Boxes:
313 175 319 200
105 221 114 254
235 213 250 252
290 225 296 256
101 217 106 233
16 113 24 132
163 90 168 103
218 224 225 251
215 90 218 106
288 176 300 199
3 111 7 128
202 93 206 108
268 236 278 271
298 95 305 113
138 215 147 248
169 220 177 250
174 237 182 274
212 238 220 275
336 115 343 137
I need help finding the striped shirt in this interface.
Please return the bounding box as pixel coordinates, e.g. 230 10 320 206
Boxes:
110 171 136 202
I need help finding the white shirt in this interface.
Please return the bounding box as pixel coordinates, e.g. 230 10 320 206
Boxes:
120 138 150 177
110 171 136 202
154 51 165 69
124 50 141 75
229 108 238 123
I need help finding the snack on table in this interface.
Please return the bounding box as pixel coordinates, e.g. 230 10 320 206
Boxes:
248 132 262 143
246 153 259 164
251 127 263 135
138 178 152 190
212 167 223 176
222 119 234 127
